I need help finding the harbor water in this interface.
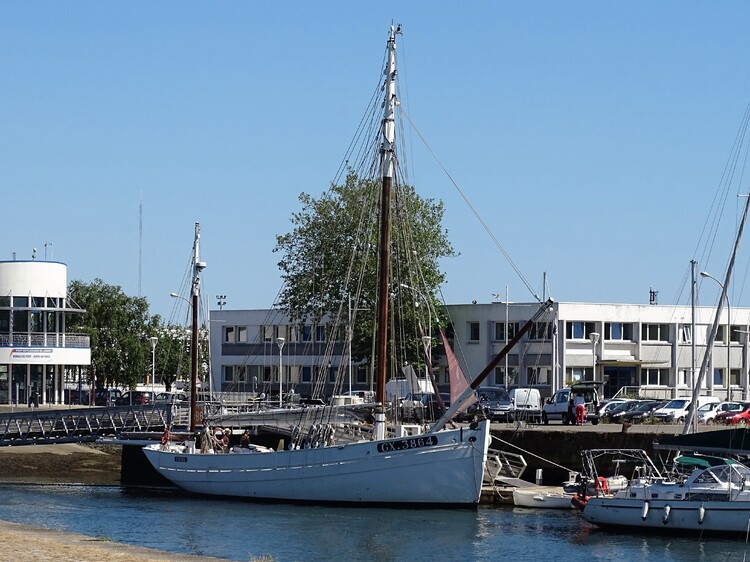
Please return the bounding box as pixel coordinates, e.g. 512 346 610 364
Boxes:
0 483 748 561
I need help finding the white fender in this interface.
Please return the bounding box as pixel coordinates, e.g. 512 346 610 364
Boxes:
662 504 671 525
698 505 705 524
641 501 649 520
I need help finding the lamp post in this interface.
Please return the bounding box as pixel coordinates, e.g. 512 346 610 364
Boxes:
589 332 600 382
276 337 285 407
701 271 731 401
149 336 158 397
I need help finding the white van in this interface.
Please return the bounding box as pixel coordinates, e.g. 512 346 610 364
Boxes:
509 388 543 422
652 396 720 423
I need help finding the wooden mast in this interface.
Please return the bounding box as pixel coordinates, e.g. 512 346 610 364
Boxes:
374 25 399 407
190 222 206 433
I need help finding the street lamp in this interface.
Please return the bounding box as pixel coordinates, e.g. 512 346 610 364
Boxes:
701 271 731 401
276 337 286 407
216 295 226 310
149 336 158 396
589 332 600 381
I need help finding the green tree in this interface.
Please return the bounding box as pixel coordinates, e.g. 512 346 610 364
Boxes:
67 279 161 390
273 171 455 367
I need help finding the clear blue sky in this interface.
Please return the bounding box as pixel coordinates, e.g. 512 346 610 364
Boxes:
3 2 750 320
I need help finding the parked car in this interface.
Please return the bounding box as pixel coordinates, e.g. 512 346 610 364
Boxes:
155 391 188 404
618 400 665 424
542 382 602 425
115 390 154 405
509 388 543 422
696 401 736 424
597 399 635 418
652 396 720 423
715 402 750 425
94 388 122 406
400 392 449 421
462 386 513 422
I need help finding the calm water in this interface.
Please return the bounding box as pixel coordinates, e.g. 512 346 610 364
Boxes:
0 484 748 561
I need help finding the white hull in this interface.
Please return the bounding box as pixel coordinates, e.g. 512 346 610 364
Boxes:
583 497 750 534
512 487 574 509
142 420 490 505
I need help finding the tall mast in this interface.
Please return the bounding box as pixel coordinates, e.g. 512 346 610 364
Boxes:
375 25 399 406
190 222 207 433
683 193 750 433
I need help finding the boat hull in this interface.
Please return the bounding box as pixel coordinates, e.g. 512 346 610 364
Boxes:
142 420 490 505
583 496 750 534
512 487 574 509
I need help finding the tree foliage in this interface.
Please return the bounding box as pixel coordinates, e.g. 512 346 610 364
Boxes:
67 279 161 389
273 171 455 365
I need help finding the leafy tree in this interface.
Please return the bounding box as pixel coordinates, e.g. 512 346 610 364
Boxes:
273 171 455 368
67 279 161 390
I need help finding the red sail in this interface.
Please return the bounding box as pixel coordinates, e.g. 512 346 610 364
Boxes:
441 329 477 414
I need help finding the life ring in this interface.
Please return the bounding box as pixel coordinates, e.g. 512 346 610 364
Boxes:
594 476 609 495
160 429 171 445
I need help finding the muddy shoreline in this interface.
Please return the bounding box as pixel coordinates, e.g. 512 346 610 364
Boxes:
0 443 122 485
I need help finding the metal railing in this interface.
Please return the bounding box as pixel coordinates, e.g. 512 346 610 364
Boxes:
0 404 175 446
0 333 90 348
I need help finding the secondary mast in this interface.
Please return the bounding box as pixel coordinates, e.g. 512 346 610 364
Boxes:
190 222 207 433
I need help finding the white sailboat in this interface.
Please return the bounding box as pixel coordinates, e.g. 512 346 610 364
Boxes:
142 26 499 505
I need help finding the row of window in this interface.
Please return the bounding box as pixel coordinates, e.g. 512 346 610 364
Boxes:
0 310 63 333
472 321 747 344
222 364 448 386
0 296 64 309
224 324 340 344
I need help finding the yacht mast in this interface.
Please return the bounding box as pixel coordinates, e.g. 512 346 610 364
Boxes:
375 25 399 406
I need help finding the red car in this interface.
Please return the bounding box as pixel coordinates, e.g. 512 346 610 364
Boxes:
715 402 750 425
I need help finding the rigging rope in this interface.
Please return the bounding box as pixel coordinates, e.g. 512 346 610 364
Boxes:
398 105 541 303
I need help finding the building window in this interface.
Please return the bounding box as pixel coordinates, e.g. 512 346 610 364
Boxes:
565 321 595 340
494 366 518 387
302 325 312 342
315 325 327 342
730 368 741 386
356 365 368 384
566 367 591 383
12 310 27 333
224 326 235 343
494 322 518 341
641 324 670 342
678 325 692 344
526 367 550 385
468 322 480 342
261 325 274 342
641 368 668 386
713 368 725 387
301 366 312 383
529 322 552 341
223 365 234 382
604 322 632 341
730 326 743 343
12 296 27 308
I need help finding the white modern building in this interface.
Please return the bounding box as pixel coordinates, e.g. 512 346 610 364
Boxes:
209 299 750 402
0 260 91 405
